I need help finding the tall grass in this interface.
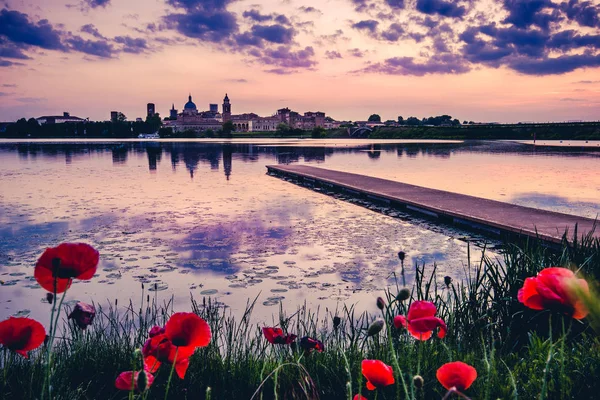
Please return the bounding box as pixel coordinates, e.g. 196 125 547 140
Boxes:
1 233 599 399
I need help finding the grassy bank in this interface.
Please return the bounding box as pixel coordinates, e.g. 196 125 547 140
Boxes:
2 233 599 399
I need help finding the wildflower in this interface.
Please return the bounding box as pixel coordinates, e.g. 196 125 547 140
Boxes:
353 395 368 400
361 359 395 390
367 319 385 337
34 243 99 293
376 297 385 310
143 313 211 379
68 302 96 329
0 317 46 358
413 375 424 389
299 336 324 353
518 267 589 319
115 370 155 392
333 316 341 328
436 361 477 391
396 288 410 302
262 327 297 344
394 300 447 340
444 276 452 287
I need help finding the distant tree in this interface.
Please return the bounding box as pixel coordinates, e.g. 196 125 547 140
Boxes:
463 120 469 125
116 112 127 122
205 128 215 138
398 116 404 124
405 117 421 126
277 122 291 136
384 120 396 126
452 119 461 126
145 113 162 132
222 120 235 134
27 118 40 134
311 127 326 138
158 127 173 137
368 114 381 122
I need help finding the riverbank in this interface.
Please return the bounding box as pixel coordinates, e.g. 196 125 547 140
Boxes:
2 234 599 399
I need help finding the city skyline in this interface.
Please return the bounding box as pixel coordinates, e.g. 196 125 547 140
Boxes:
1 0 600 123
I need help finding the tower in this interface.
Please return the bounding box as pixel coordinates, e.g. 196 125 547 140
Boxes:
170 103 178 120
147 103 156 118
222 93 231 122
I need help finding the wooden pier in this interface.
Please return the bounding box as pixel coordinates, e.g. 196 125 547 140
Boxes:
266 164 599 245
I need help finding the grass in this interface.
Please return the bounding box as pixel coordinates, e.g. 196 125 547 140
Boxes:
1 231 599 399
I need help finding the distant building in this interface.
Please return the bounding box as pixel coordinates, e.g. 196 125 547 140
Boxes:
147 103 156 117
136 117 143 122
111 111 118 122
37 112 86 124
209 104 218 113
169 104 178 120
222 94 231 122
165 94 222 132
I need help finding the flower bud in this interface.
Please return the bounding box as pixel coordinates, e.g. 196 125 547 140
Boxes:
333 316 341 329
396 288 410 302
367 318 385 337
46 293 54 304
397 251 406 261
444 276 452 287
413 375 424 389
376 297 385 310
137 369 148 392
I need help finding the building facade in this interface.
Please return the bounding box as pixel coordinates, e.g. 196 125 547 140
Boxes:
37 112 86 124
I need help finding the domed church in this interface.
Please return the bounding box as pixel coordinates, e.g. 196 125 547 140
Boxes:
165 93 223 132
183 95 198 116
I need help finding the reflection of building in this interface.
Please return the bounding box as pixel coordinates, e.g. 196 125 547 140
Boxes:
37 112 86 124
147 103 155 117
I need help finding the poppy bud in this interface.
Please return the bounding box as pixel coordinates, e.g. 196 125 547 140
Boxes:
206 387 212 400
376 297 385 310
444 276 452 287
68 302 96 329
46 293 54 304
413 375 424 389
142 283 145 290
396 288 410 302
397 251 405 261
367 319 385 337
137 369 148 392
333 316 341 329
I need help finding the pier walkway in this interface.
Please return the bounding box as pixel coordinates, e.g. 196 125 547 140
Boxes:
266 164 599 245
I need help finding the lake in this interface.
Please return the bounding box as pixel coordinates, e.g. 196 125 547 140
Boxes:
1 139 599 324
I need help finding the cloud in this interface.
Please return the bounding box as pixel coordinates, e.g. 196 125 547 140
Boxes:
164 10 238 42
352 20 379 33
325 50 342 59
259 45 316 69
560 98 585 101
224 78 248 83
574 80 600 84
114 35 149 54
16 97 45 103
508 53 600 75
561 0 600 28
0 38 31 59
274 15 290 25
0 59 25 67
416 0 467 18
359 53 470 76
0 9 64 50
82 0 110 8
251 24 294 44
66 35 115 58
299 6 322 14
384 0 405 9
502 0 560 31
80 23 105 39
381 23 404 41
243 10 272 22
348 48 366 57
2 84 17 87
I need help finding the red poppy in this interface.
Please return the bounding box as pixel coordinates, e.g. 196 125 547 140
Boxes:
262 327 297 345
361 359 395 390
436 361 477 391
299 336 324 352
0 317 46 358
164 312 211 348
148 325 165 337
34 243 99 293
394 301 447 340
353 395 367 400
518 267 589 319
68 302 96 329
142 333 195 378
115 370 155 392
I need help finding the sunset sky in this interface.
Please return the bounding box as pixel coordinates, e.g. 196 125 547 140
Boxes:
0 0 599 123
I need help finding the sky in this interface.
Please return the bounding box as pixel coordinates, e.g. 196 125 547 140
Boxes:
0 0 599 123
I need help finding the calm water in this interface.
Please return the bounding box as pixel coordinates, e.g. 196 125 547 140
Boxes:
1 139 599 324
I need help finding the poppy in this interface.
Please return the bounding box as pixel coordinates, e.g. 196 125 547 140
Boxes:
164 312 211 348
436 361 477 391
354 395 367 400
68 302 96 329
299 336 324 352
148 325 165 337
361 359 395 390
518 267 589 319
34 243 99 293
262 327 297 344
0 317 46 358
376 297 385 310
115 370 155 392
142 334 195 378
394 301 447 340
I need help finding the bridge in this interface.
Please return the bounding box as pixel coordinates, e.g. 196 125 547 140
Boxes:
348 127 373 137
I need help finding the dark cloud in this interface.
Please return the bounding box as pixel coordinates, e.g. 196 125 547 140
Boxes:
224 78 248 83
164 11 238 42
385 0 405 9
352 20 379 33
80 23 105 39
416 0 467 18
0 59 25 67
508 53 600 75
114 36 149 54
381 23 404 41
348 48 366 57
260 46 316 69
251 24 294 44
83 0 110 8
575 80 600 84
234 31 263 48
502 0 560 31
274 15 290 25
167 0 231 12
325 50 342 59
0 38 31 59
299 6 322 14
0 9 64 50
243 10 272 22
265 68 295 74
2 84 17 87
561 0 600 28
318 29 347 45
360 53 470 76
66 35 115 58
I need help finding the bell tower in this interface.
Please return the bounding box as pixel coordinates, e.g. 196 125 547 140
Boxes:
222 93 231 122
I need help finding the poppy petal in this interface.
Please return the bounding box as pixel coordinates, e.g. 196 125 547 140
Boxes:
144 355 161 373
175 357 190 379
165 312 211 348
393 315 407 330
407 301 437 320
361 360 395 389
436 361 477 391
0 317 46 358
366 381 376 391
262 327 283 344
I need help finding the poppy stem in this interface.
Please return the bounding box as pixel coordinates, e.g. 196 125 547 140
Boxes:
385 318 409 400
164 348 178 400
41 278 59 400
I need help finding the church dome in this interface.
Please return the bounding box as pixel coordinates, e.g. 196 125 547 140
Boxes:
184 95 197 110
